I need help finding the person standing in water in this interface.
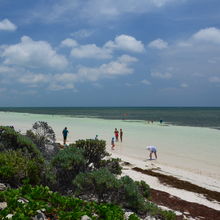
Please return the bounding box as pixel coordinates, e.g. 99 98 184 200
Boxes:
62 127 69 145
114 128 119 142
111 137 115 150
120 129 123 142
146 146 157 160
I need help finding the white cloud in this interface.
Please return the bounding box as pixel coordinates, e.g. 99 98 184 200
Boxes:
118 54 138 63
70 35 144 59
148 27 220 86
180 83 188 88
148 38 168 49
19 73 48 84
77 54 137 81
83 0 181 20
99 61 133 75
49 83 75 91
13 54 137 91
151 0 177 7
105 35 144 53
141 79 151 85
71 44 112 59
71 29 94 38
209 77 220 83
30 0 184 24
151 71 172 79
193 27 220 44
0 88 6 93
0 65 15 73
61 38 78 47
53 73 78 83
2 36 68 70
0 19 17 31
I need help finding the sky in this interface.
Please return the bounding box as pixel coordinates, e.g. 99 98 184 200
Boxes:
0 0 220 107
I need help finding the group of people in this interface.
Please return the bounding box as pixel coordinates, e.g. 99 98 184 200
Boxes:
111 128 123 150
62 126 157 160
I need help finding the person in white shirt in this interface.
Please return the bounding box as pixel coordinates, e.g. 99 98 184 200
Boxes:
146 146 157 160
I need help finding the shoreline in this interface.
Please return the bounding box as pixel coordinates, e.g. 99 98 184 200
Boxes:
0 111 219 180
109 153 220 219
1 111 220 218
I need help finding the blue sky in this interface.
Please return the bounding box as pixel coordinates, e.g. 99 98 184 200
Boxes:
0 0 220 106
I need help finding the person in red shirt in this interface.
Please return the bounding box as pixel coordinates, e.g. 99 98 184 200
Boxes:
114 128 119 142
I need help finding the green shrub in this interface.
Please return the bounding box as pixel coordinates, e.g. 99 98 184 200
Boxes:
144 202 176 220
73 169 154 215
0 184 128 219
0 126 41 160
52 147 86 190
0 150 42 186
135 180 150 199
128 213 140 220
98 158 122 175
120 176 147 213
72 139 109 168
73 168 121 202
26 121 56 148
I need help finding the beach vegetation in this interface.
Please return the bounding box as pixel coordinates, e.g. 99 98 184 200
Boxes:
26 121 55 148
0 126 42 161
144 202 176 220
0 184 127 220
128 213 140 220
135 180 151 199
72 168 151 214
72 168 121 202
98 158 122 175
0 124 176 219
51 147 86 190
0 150 41 186
119 175 146 213
72 139 110 168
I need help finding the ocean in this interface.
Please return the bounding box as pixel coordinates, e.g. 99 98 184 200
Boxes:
0 107 220 129
0 108 220 184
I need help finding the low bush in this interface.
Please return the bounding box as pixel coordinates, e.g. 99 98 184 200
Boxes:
0 126 42 160
72 139 110 168
52 147 86 190
98 158 122 175
128 213 140 220
135 180 151 199
26 121 56 147
0 150 42 186
120 176 147 213
73 169 145 212
0 184 129 219
73 168 121 202
72 168 171 217
145 202 176 220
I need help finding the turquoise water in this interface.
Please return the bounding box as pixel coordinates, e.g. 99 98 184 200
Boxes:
0 111 220 182
0 107 220 129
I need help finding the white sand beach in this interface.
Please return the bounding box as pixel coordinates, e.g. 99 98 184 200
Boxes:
1 111 220 214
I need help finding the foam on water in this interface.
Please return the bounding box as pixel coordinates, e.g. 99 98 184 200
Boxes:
1 111 220 182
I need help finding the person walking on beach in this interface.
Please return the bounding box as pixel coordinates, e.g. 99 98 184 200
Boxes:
111 137 115 150
114 128 119 142
146 146 157 160
120 128 123 142
62 127 69 145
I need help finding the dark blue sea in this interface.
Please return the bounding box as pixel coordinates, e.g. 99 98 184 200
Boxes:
0 107 219 129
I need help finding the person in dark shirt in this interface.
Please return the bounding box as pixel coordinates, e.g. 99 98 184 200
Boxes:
62 127 69 145
120 129 123 142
